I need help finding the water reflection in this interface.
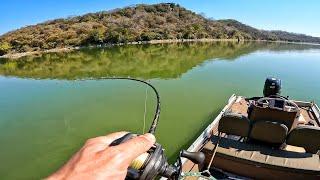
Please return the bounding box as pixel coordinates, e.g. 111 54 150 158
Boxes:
1 42 320 179
1 42 318 79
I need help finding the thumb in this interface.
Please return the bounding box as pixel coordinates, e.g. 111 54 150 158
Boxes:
113 133 156 162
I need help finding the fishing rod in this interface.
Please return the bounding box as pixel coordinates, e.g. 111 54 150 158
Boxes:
91 77 160 134
89 77 205 180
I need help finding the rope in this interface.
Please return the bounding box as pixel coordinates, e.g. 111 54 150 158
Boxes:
204 132 221 176
179 135 220 180
180 172 216 180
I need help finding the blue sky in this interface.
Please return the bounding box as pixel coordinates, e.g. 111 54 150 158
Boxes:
1 0 319 37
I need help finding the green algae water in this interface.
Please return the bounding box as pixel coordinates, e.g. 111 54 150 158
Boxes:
0 42 320 179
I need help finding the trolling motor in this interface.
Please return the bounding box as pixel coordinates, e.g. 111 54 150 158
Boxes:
101 77 205 180
263 77 290 100
263 77 282 97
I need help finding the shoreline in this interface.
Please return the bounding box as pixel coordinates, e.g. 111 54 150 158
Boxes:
1 38 319 59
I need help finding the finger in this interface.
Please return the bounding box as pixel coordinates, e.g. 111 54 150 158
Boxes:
111 133 156 162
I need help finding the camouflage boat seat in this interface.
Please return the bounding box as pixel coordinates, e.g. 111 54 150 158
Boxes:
249 120 288 145
249 101 299 130
203 112 320 179
219 112 289 146
287 125 320 154
218 112 250 137
202 136 320 179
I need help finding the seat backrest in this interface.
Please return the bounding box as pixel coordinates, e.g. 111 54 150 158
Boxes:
218 112 250 137
249 104 298 130
286 126 320 154
250 120 288 145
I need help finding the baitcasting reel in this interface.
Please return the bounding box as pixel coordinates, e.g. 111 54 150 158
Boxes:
110 133 205 180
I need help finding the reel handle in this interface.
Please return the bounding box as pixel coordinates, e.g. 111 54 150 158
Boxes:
110 133 136 146
181 150 205 169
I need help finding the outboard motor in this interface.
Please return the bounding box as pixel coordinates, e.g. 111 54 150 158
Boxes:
263 77 281 97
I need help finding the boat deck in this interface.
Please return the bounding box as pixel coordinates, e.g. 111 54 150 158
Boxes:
181 95 320 179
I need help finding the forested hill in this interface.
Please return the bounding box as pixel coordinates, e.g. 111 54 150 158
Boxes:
1 3 320 55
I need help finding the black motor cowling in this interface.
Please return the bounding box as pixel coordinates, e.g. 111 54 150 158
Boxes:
263 77 281 97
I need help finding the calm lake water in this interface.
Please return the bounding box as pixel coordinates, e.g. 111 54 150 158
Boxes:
0 42 320 179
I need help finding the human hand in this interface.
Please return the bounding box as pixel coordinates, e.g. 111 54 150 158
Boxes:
47 132 156 180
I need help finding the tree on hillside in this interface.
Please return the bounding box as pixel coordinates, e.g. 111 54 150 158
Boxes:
0 42 12 55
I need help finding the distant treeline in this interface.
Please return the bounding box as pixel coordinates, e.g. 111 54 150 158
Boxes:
1 3 320 55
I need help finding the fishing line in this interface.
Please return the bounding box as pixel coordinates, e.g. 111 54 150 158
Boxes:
83 77 160 135
143 85 148 134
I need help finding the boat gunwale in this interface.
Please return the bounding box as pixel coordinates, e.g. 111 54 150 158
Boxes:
311 103 320 125
292 100 320 126
180 94 238 165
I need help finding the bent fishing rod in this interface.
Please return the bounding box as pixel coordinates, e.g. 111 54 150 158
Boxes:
89 77 160 134
84 77 205 180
